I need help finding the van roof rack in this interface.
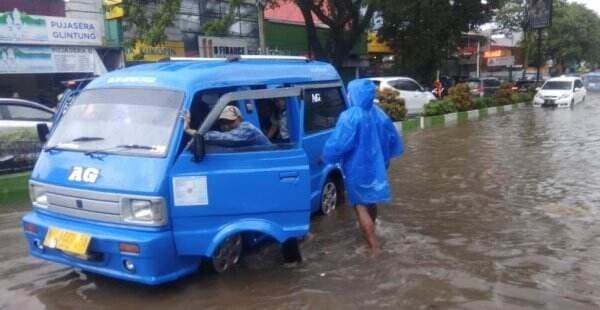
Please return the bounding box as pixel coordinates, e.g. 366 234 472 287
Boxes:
166 55 310 63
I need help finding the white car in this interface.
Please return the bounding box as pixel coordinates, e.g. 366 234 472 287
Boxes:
533 76 586 108
368 77 436 115
0 98 54 131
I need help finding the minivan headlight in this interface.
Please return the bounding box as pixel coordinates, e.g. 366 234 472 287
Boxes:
122 199 166 226
29 184 48 208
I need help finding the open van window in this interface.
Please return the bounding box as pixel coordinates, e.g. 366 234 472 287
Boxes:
304 87 345 133
46 88 184 157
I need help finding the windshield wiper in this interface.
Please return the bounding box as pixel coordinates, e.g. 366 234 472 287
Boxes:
45 136 105 153
71 136 105 142
115 144 156 150
84 144 157 157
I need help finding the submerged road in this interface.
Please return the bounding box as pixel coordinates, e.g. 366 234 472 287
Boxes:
2 94 600 309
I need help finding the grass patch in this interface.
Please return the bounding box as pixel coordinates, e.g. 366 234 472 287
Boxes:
0 172 30 207
457 111 469 124
402 118 420 131
426 115 445 128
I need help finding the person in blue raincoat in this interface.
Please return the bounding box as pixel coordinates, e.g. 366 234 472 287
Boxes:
323 79 403 255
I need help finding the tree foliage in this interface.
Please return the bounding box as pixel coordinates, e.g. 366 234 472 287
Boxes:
543 0 600 71
202 0 243 36
123 0 181 47
378 0 501 82
268 0 378 69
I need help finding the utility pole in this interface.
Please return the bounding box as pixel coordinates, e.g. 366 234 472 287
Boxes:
257 0 266 54
476 40 481 78
536 28 542 84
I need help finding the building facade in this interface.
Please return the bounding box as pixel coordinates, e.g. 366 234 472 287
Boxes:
0 0 109 106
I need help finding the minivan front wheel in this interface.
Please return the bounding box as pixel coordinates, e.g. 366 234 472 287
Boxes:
211 233 242 273
320 179 339 215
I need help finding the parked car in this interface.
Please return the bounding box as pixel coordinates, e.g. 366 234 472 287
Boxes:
0 98 54 131
467 77 501 97
583 72 600 92
368 77 436 115
533 76 586 108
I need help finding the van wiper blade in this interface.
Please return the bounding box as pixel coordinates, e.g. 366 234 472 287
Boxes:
71 136 105 142
84 144 156 157
115 144 156 150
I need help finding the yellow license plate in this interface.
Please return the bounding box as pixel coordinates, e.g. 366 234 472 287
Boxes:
43 227 91 256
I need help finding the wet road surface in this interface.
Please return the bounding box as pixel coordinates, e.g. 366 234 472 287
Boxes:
3 95 600 309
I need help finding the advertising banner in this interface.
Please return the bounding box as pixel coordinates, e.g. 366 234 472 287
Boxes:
0 45 106 74
528 0 553 29
198 36 248 58
487 56 515 67
0 8 102 46
125 41 185 62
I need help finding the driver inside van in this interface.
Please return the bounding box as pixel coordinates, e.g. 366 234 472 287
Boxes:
184 105 271 147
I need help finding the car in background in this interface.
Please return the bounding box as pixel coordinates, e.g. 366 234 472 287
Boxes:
467 77 501 97
584 72 600 92
368 77 436 115
0 98 54 131
533 76 586 108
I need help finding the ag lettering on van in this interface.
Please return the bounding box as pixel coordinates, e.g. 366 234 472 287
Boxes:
68 166 100 183
173 176 209 206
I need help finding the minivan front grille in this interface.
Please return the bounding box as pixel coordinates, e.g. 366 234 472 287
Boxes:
32 181 123 224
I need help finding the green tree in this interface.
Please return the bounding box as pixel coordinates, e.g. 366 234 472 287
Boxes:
544 1 600 72
123 0 181 47
203 0 244 36
268 0 378 69
377 0 502 82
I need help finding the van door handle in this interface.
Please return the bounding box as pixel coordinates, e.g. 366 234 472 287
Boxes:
279 171 299 183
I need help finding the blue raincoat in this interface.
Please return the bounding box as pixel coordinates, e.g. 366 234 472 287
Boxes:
323 79 404 205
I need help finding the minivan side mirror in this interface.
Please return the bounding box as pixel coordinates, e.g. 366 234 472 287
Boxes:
192 133 206 162
36 123 50 143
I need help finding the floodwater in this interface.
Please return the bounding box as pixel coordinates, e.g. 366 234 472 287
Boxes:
3 96 600 309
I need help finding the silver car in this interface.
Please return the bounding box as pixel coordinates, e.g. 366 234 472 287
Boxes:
0 98 54 130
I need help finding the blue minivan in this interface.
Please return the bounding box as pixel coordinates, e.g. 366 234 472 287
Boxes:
22 56 348 285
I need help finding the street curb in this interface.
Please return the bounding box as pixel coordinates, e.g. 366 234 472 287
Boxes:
394 102 530 132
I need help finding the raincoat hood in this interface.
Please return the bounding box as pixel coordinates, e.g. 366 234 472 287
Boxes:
347 79 375 110
322 78 404 205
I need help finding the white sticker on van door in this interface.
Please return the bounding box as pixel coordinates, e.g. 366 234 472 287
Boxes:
173 176 208 206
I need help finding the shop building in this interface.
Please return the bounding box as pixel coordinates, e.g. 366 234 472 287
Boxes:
0 0 109 107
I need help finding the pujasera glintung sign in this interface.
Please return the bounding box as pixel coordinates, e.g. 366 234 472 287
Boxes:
0 8 102 46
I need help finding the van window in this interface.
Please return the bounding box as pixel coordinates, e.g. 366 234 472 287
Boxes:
203 96 297 153
304 87 345 134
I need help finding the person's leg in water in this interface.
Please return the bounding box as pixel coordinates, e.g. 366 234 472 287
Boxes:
354 204 380 256
367 204 377 222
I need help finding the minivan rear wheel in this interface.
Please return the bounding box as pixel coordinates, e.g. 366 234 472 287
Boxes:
211 233 242 273
320 179 339 215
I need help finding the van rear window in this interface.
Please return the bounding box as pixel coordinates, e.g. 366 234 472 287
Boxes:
303 88 345 133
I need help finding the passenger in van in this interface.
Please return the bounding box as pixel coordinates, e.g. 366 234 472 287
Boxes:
185 105 271 147
267 98 290 142
322 79 403 257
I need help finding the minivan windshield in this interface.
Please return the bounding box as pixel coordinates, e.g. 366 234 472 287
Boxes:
46 88 184 157
542 81 572 90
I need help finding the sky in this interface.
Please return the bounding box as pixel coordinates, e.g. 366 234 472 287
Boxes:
570 0 600 15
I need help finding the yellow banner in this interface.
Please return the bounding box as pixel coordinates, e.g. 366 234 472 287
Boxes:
104 0 124 19
126 41 185 62
368 32 392 54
